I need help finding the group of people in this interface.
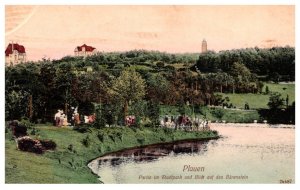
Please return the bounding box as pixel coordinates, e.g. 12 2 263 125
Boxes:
160 115 210 131
54 110 68 127
54 107 95 127
125 115 136 126
53 108 209 130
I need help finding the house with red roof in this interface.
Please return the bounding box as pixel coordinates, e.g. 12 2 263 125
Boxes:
74 44 97 57
5 43 27 66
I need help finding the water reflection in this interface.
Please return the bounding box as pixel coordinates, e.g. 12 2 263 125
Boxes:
97 140 210 167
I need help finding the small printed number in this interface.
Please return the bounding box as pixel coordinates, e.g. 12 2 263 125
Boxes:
279 179 292 184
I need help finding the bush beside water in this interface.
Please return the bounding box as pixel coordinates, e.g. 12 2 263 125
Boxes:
17 137 57 154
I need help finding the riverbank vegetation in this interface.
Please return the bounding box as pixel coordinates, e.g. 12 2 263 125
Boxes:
5 124 218 183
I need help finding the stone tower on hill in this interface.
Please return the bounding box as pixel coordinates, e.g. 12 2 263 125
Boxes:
202 39 207 53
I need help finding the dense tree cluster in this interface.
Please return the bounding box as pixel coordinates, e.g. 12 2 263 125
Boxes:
5 59 218 123
5 47 294 124
194 47 295 81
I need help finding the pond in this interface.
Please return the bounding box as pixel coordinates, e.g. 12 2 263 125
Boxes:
88 125 295 184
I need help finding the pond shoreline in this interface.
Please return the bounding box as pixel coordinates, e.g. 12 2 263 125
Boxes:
89 125 295 184
87 135 220 164
84 130 220 183
88 135 220 182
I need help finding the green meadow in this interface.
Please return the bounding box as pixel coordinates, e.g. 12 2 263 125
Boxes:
216 83 295 109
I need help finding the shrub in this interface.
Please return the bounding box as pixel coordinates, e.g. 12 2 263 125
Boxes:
9 121 28 138
14 123 28 138
17 136 57 154
116 132 123 141
131 127 137 133
265 85 269 94
160 137 166 142
163 128 173 134
109 134 115 143
67 144 77 154
73 124 92 133
97 132 104 142
67 144 74 152
211 109 225 119
81 135 91 147
143 123 152 128
106 145 111 152
137 136 145 145
20 118 34 129
30 127 39 135
268 92 284 110
156 61 165 67
39 140 57 150
212 130 219 135
17 136 44 154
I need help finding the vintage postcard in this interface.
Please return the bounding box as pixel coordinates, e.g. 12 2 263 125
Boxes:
4 4 295 184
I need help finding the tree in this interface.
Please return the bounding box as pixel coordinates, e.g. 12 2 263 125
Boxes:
265 85 269 94
39 62 57 120
129 100 148 126
147 101 160 127
286 94 289 108
5 90 30 120
230 62 251 83
269 72 280 83
267 92 284 110
90 71 111 104
256 81 264 94
214 72 231 93
109 69 146 122
54 62 77 110
244 102 250 110
5 63 45 121
146 74 169 103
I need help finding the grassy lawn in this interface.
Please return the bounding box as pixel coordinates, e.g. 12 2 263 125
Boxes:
216 83 295 109
267 83 295 101
159 82 295 122
160 105 260 123
5 125 218 183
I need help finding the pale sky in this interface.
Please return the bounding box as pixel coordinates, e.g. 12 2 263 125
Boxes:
5 5 295 61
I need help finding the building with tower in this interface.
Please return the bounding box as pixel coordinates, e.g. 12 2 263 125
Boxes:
5 42 27 66
202 39 207 53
